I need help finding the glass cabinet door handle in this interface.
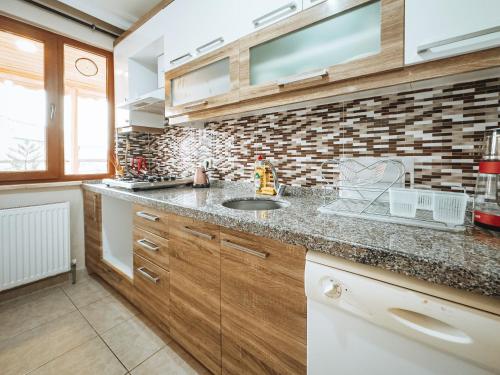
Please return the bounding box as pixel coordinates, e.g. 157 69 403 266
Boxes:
277 68 329 87
184 100 208 110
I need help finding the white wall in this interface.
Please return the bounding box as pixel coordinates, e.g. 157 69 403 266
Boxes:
0 186 86 270
0 0 115 50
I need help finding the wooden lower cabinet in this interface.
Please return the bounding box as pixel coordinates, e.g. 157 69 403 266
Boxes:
220 228 307 375
168 213 222 375
83 193 307 375
133 253 170 333
82 190 135 301
83 190 102 274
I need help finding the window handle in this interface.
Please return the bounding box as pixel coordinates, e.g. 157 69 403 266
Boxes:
50 104 56 120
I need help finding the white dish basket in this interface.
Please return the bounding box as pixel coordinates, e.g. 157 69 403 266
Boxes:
389 188 417 218
432 191 468 226
416 189 434 210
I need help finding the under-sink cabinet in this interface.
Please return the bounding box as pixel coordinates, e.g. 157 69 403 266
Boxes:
168 213 222 374
220 228 307 375
83 191 307 374
164 42 240 117
238 0 404 101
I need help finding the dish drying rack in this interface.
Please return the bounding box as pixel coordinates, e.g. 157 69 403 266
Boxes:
318 158 468 232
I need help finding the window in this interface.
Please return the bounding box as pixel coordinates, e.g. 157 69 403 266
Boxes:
63 45 109 175
0 16 113 183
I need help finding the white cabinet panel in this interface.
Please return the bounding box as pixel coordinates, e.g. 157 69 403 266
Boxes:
236 0 302 37
302 0 328 10
405 0 500 65
163 0 241 73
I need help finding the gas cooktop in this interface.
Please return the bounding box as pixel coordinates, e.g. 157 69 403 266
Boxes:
102 175 194 191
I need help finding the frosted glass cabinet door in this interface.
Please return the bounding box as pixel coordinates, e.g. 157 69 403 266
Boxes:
170 58 230 107
250 0 381 86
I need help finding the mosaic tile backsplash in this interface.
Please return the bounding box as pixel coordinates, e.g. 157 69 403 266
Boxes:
117 77 500 193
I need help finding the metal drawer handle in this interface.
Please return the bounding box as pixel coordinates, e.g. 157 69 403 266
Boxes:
253 2 297 28
196 37 224 54
417 25 500 54
183 226 215 240
277 68 328 87
137 239 159 252
222 240 269 259
137 266 160 284
136 211 160 222
184 100 208 110
169 52 193 65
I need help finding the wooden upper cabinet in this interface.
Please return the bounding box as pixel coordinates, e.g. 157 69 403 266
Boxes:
405 0 500 65
238 0 404 101
220 228 307 375
165 42 240 117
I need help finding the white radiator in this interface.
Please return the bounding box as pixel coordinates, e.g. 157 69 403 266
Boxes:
0 202 70 291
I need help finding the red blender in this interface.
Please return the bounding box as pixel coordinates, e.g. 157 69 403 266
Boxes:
474 128 500 230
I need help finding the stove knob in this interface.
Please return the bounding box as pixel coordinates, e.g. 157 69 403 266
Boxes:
148 176 156 182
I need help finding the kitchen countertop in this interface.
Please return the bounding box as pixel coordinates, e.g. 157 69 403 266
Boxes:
82 181 500 297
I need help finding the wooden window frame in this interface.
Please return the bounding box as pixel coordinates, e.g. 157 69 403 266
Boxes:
0 15 114 184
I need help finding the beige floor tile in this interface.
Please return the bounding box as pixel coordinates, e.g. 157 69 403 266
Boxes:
131 342 210 375
62 277 110 308
30 337 127 375
102 315 167 370
79 294 137 334
0 310 96 375
0 287 76 342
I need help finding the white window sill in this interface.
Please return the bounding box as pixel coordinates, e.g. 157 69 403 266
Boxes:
0 181 82 192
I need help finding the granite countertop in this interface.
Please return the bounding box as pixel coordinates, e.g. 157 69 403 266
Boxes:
82 181 500 297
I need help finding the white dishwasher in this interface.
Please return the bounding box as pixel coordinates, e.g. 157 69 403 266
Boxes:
305 252 500 375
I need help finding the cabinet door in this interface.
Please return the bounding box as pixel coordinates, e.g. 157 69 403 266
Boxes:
165 43 239 118
169 214 221 374
405 0 500 65
239 0 403 101
302 0 328 10
237 0 302 36
163 0 241 73
220 228 307 375
83 190 102 273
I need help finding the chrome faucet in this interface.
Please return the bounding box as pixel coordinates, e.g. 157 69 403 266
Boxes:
262 159 287 197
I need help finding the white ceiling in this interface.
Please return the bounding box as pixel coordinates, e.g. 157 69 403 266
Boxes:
57 0 164 30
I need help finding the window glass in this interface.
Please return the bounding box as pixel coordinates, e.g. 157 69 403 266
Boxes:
64 44 108 175
0 31 46 171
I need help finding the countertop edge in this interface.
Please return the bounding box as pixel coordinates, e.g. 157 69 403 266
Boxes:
82 183 499 298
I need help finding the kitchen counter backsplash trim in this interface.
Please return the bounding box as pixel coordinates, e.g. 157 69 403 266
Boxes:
116 77 500 195
82 182 500 297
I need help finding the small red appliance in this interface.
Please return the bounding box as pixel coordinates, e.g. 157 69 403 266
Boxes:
474 128 500 230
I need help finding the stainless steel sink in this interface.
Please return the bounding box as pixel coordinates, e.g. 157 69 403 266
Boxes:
222 198 289 211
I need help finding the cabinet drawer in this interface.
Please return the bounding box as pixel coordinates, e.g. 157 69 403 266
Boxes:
133 254 169 331
133 227 169 271
133 204 169 238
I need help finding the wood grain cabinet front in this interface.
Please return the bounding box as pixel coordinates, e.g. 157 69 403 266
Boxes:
133 204 169 238
133 253 170 333
220 228 307 375
168 213 222 375
133 226 169 271
83 190 102 274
